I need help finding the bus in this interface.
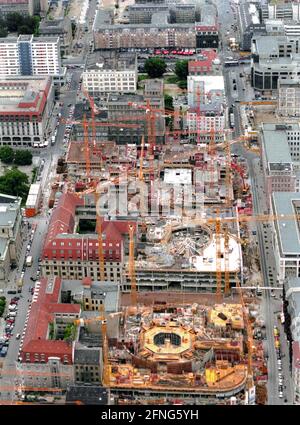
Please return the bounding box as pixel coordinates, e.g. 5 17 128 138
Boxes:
229 113 235 128
224 60 239 67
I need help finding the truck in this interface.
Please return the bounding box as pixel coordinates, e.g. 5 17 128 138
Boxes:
26 256 33 267
51 136 56 145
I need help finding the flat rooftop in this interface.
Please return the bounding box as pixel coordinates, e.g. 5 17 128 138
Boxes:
85 51 136 72
272 192 300 255
0 76 51 115
261 123 292 168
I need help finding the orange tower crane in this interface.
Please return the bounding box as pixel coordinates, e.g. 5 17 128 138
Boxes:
128 224 137 307
235 275 254 394
224 226 231 296
215 209 222 302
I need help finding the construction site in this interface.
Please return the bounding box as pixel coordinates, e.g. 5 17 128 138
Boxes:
11 79 271 407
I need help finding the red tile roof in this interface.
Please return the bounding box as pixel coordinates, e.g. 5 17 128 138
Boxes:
42 193 136 263
21 277 80 363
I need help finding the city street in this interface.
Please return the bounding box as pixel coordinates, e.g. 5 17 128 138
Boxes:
0 0 97 403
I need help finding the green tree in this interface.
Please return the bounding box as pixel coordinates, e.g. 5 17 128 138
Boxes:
164 94 174 111
0 24 8 38
14 150 32 166
175 60 189 81
0 146 15 164
6 12 23 32
18 25 31 35
144 57 167 78
0 167 29 201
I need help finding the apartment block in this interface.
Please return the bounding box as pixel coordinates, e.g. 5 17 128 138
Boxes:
0 35 66 85
93 9 196 49
0 76 54 147
82 51 137 94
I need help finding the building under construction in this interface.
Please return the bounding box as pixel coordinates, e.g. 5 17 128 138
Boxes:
105 302 250 404
125 220 243 293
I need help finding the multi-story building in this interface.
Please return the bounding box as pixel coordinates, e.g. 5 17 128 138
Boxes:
251 35 300 91
261 3 300 22
39 17 73 55
74 340 102 385
260 123 300 200
0 0 46 16
187 75 226 143
237 2 266 51
66 386 108 405
82 51 137 95
278 78 300 117
285 278 300 342
41 192 135 282
127 3 196 24
0 194 22 281
271 192 300 284
0 75 54 147
260 123 297 199
188 50 221 76
195 3 219 49
293 341 300 404
0 35 66 85
93 9 196 49
19 276 80 390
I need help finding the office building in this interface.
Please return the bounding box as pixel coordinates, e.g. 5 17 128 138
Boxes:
251 35 300 91
260 123 300 200
0 76 54 147
271 192 300 284
82 51 137 94
261 3 300 22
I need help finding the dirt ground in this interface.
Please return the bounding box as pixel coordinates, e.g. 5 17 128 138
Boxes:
164 83 185 97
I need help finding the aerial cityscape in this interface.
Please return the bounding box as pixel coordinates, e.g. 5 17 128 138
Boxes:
0 0 299 407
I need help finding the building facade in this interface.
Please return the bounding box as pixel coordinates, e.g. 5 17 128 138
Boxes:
39 17 73 55
0 35 65 84
41 193 135 283
278 78 300 117
293 341 300 405
0 194 22 281
82 52 137 94
271 192 300 284
251 35 300 91
93 10 196 49
0 76 54 147
237 2 266 51
19 277 80 390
